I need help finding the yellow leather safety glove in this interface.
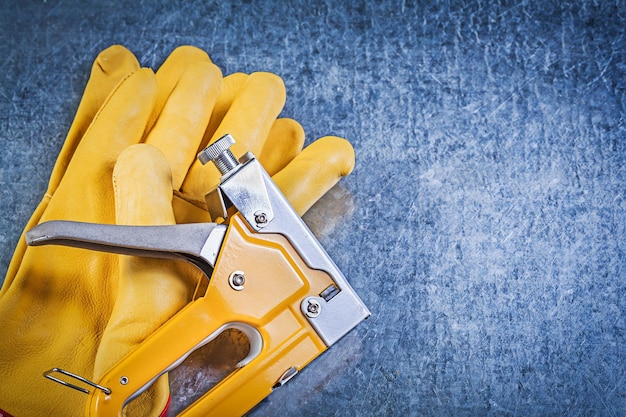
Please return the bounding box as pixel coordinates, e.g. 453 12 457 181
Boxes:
0 45 354 417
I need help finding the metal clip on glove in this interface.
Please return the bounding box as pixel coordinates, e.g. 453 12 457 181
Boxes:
0 45 358 417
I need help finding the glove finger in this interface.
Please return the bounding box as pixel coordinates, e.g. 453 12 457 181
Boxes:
148 45 212 131
96 144 185 370
112 144 176 226
96 144 199 415
181 72 286 200
156 71 248 225
272 136 355 216
48 45 140 198
201 72 248 151
145 60 222 190
41 68 158 223
258 117 305 176
219 72 286 157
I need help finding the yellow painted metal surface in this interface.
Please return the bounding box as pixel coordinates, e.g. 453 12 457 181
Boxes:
86 214 331 416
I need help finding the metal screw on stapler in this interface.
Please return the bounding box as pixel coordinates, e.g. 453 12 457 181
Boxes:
198 134 240 175
228 271 245 291
254 210 268 226
305 299 322 318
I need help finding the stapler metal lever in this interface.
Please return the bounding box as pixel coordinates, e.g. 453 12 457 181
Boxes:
26 134 370 416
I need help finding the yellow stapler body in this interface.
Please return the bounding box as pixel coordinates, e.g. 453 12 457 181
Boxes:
26 134 370 416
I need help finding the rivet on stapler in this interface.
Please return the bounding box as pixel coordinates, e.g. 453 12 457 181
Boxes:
26 133 370 417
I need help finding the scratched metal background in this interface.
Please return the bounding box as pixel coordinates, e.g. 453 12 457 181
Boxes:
1 0 625 416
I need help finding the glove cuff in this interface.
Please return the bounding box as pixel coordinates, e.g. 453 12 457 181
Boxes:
158 396 170 417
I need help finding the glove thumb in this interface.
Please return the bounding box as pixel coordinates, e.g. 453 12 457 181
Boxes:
94 144 201 416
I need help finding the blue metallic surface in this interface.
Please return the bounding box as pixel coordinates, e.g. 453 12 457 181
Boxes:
0 1 624 415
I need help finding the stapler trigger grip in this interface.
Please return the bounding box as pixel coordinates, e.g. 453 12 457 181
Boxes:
26 221 228 278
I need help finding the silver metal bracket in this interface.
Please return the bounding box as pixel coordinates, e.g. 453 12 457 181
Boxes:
205 158 274 231
200 135 274 231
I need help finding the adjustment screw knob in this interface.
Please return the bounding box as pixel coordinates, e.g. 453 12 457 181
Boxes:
198 134 240 174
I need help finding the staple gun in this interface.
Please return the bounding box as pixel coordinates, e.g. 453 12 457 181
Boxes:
26 134 370 416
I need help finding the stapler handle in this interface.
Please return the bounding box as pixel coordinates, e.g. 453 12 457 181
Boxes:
26 221 227 277
86 293 262 416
